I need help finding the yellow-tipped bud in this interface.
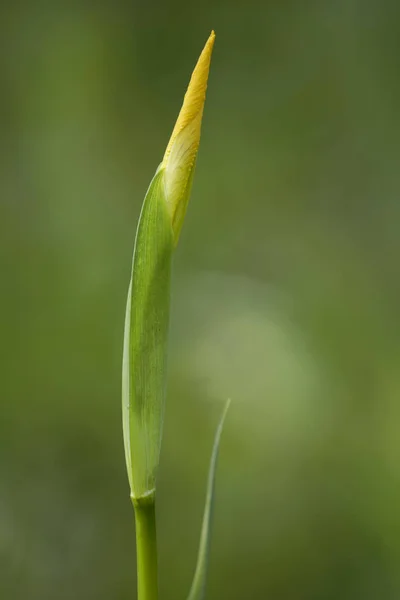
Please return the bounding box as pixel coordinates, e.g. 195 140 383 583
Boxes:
161 31 215 244
123 32 215 501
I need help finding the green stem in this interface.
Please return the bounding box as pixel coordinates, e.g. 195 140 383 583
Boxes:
132 493 158 600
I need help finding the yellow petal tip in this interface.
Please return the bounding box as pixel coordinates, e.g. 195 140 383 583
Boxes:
161 31 215 244
163 31 215 163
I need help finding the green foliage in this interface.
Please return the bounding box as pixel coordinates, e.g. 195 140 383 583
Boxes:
187 400 231 600
122 167 173 500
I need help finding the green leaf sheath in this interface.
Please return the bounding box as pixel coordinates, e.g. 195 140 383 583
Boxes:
122 167 173 499
187 399 231 600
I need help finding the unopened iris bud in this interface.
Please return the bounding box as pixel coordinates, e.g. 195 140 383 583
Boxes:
161 31 215 245
123 33 215 501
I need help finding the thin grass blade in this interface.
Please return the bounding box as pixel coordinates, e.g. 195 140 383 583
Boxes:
187 399 231 600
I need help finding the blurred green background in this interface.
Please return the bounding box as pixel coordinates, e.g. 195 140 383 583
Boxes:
1 1 400 598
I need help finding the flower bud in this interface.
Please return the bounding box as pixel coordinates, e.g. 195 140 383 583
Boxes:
123 33 215 500
161 31 215 245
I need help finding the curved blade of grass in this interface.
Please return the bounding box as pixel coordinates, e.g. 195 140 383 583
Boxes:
187 399 231 600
